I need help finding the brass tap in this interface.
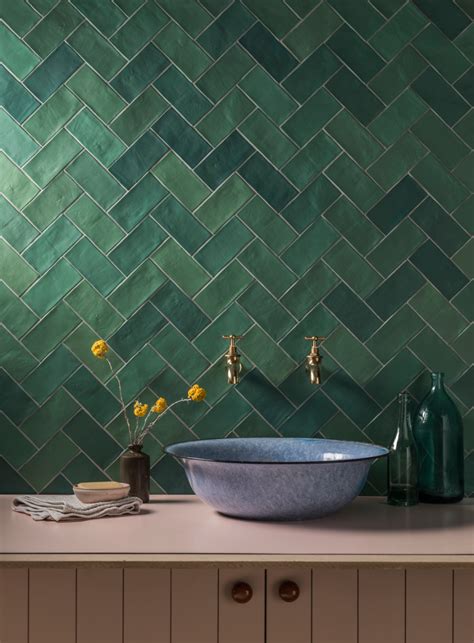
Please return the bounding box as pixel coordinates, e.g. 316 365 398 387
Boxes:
223 335 243 384
305 336 325 385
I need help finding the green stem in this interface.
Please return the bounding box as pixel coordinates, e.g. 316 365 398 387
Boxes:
135 399 191 445
106 358 132 446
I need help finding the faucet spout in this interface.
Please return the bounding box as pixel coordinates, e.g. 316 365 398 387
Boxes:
305 336 325 385
223 335 243 384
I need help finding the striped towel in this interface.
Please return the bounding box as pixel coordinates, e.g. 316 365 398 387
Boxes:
12 494 142 521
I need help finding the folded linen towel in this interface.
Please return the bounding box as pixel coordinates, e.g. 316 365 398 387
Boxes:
12 494 142 522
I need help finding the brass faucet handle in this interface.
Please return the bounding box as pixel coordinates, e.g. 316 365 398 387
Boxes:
304 336 326 342
223 335 242 340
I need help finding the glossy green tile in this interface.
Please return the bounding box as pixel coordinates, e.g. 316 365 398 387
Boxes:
24 129 81 187
67 109 125 167
0 152 39 210
328 0 384 38
239 110 297 168
22 302 79 360
324 197 382 255
0 196 38 253
324 326 380 384
327 67 383 125
23 172 80 230
157 0 211 38
153 110 210 168
109 260 166 318
154 22 211 81
366 306 424 363
152 281 210 339
238 282 294 340
368 131 427 190
67 153 125 209
0 66 39 123
324 283 381 341
152 239 210 297
23 259 81 316
325 154 382 212
195 218 253 275
368 219 425 277
152 196 210 254
66 66 126 123
66 281 124 337
369 46 427 104
0 282 38 338
453 239 474 279
1 0 40 36
197 88 254 146
152 325 208 382
241 326 296 386
453 282 474 322
0 239 38 295
410 240 468 300
23 216 81 273
111 88 168 145
196 131 253 189
242 0 297 38
67 238 122 296
409 327 467 385
0 326 38 381
239 66 296 126
410 283 469 343
412 68 469 126
327 24 384 82
367 263 425 320
0 370 38 425
283 88 340 146
370 2 427 60
66 196 124 253
195 261 252 317
21 389 79 448
67 23 126 80
109 174 168 232
281 261 338 318
284 2 341 60
239 239 297 297
198 1 255 58
197 45 254 102
367 176 425 234
109 302 166 361
111 0 168 57
414 0 470 39
453 195 474 235
324 239 381 296
154 65 212 125
369 90 427 147
23 345 80 404
107 346 164 403
282 218 338 275
71 0 126 36
19 431 78 491
453 152 474 192
194 174 253 232
411 154 469 212
413 24 471 83
238 196 297 253
0 22 40 79
25 0 82 57
326 110 383 169
64 367 121 425
152 153 211 211
24 43 82 102
23 86 81 145
411 197 468 256
110 217 166 275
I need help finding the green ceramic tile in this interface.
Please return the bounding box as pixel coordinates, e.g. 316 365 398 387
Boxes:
108 260 165 318
70 0 126 36
23 344 80 404
325 154 383 212
453 239 474 279
154 22 212 81
240 110 297 168
152 325 208 382
326 110 383 169
109 174 168 232
198 1 255 58
0 282 38 338
64 366 121 424
23 86 82 144
366 305 424 363
64 322 122 386
411 67 469 126
410 283 469 343
283 218 338 276
368 219 425 277
369 46 427 104
284 2 341 60
19 431 79 491
324 197 382 255
152 196 210 254
283 88 341 147
197 88 254 146
327 24 384 82
67 109 125 167
66 195 124 253
238 196 297 253
328 0 384 39
195 261 252 317
23 259 81 316
239 239 297 297
25 0 82 58
66 66 126 123
195 218 253 275
239 282 294 340
324 326 380 384
196 45 254 102
110 217 166 275
0 239 38 295
327 66 383 125
413 23 471 83
22 302 80 360
21 389 79 448
24 129 81 188
0 196 38 252
0 153 39 210
324 239 382 297
67 23 126 80
154 65 212 125
453 153 474 192
281 261 338 318
325 283 381 341
453 282 474 321
411 154 469 212
282 175 339 232
410 197 468 256
67 238 122 296
0 0 41 36
111 0 168 57
0 22 40 79
23 216 81 273
242 0 297 38
107 346 164 403
369 89 427 147
366 349 424 406
194 174 253 232
409 327 467 385
370 2 427 60
67 153 126 209
152 153 211 211
241 326 296 386
0 326 38 381
111 88 168 146
239 66 296 126
23 172 80 230
453 196 474 235
368 132 427 190
66 281 124 337
453 326 474 366
153 239 210 297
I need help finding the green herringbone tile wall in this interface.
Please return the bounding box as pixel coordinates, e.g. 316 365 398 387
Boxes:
1 0 473 496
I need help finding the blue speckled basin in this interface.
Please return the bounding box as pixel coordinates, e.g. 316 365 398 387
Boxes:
165 438 388 521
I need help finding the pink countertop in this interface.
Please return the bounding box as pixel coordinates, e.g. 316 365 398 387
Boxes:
1 496 473 561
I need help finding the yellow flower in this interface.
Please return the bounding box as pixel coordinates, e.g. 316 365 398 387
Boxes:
91 339 108 359
134 401 148 417
152 397 167 413
188 384 206 402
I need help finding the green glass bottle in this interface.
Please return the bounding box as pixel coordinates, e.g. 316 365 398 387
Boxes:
413 372 464 503
388 392 418 506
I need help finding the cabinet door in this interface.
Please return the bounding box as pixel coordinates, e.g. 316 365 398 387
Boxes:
219 569 265 643
30 569 76 643
77 569 123 643
359 569 405 643
266 568 311 643
0 568 28 643
124 569 170 643
313 569 357 643
171 569 218 643
406 569 453 643
454 569 474 643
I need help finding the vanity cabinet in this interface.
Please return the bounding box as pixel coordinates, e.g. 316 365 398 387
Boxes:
1 567 472 642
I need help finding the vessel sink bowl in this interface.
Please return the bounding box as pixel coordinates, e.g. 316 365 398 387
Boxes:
166 438 388 521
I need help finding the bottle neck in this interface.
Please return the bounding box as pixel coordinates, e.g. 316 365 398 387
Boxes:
128 444 143 453
398 393 412 438
430 372 445 392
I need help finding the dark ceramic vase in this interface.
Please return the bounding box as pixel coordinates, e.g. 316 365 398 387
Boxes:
120 445 150 503
413 372 464 503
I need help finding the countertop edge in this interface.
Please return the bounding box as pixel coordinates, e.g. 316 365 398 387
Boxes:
1 554 473 568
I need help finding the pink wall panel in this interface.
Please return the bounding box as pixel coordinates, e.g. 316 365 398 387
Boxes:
29 569 75 643
219 569 265 643
406 569 453 643
454 569 474 643
359 569 405 643
124 569 171 643
171 569 218 643
313 569 357 643
266 568 311 643
0 568 28 643
77 569 123 643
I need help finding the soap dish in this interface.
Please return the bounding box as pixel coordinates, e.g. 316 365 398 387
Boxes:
73 481 130 504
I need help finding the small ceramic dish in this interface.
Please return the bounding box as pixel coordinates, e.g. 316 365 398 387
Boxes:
73 481 130 503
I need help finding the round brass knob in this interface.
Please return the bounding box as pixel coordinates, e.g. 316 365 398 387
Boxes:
231 581 253 603
279 580 300 602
